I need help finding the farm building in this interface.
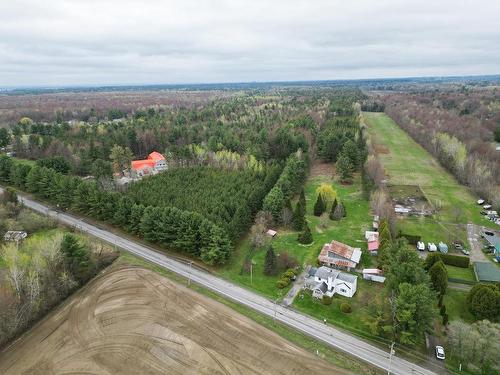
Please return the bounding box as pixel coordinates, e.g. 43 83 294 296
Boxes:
365 231 379 254
362 269 386 283
306 266 358 298
318 240 362 271
131 151 167 177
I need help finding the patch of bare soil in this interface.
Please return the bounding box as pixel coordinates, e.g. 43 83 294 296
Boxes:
373 144 389 155
0 267 349 375
310 161 335 177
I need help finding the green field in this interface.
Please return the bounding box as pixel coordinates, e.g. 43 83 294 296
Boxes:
445 265 476 282
443 289 474 323
219 172 372 299
293 279 386 341
363 112 493 244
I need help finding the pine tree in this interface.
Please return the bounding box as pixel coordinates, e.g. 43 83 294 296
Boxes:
331 201 345 220
299 189 306 212
61 233 91 282
337 153 354 182
429 261 448 297
264 246 278 275
313 193 325 216
293 200 305 231
298 223 313 244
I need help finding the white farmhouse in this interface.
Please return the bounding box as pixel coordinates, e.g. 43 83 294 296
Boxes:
309 266 358 298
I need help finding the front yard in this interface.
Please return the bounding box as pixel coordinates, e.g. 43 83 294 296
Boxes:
218 171 373 299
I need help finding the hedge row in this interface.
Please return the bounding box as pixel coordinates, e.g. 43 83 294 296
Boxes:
441 254 470 268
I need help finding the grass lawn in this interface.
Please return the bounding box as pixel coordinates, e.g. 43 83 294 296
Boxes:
444 289 475 323
445 265 476 282
363 112 495 245
218 172 373 299
293 279 387 343
118 252 382 375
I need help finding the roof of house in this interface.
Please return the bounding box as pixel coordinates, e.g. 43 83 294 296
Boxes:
314 282 328 293
148 151 165 162
131 151 166 171
484 233 500 250
308 267 318 277
315 266 340 280
473 261 500 282
365 231 379 241
266 229 277 237
337 273 357 284
368 240 379 251
319 240 362 264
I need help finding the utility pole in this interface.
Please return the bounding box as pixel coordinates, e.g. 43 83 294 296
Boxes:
387 341 395 375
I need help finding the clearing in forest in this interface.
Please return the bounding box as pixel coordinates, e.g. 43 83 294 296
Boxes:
0 267 347 375
363 112 492 243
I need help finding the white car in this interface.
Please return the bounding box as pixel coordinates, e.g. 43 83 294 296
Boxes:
428 243 437 252
416 241 425 251
435 346 445 360
477 199 485 205
483 204 492 210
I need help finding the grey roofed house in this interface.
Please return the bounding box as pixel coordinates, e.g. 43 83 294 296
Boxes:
315 266 340 280
337 272 357 284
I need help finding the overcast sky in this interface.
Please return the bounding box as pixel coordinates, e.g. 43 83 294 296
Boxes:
1 0 500 87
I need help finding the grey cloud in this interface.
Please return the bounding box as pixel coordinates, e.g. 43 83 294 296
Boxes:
0 0 499 86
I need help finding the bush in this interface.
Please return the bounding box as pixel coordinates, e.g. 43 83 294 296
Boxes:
276 277 291 289
442 313 449 326
397 232 421 245
340 302 352 313
441 254 470 268
322 296 333 305
283 269 296 279
277 251 299 270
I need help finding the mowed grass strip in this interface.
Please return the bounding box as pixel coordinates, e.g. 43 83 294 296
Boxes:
445 265 476 282
363 112 494 242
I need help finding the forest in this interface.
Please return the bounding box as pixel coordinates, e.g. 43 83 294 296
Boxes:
374 87 500 207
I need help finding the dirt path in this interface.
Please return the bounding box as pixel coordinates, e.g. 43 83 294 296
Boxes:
0 267 351 375
467 223 488 263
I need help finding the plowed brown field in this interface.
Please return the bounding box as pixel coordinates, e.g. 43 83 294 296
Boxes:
0 267 349 375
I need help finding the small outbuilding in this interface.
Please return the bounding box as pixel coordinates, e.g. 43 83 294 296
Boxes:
3 231 28 242
266 229 277 238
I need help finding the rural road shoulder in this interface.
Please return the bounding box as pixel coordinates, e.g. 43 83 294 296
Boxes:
4 188 439 375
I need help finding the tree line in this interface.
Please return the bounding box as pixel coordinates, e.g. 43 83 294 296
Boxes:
0 156 237 265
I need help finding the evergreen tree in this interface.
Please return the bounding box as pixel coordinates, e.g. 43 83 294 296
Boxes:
331 201 345 220
61 233 91 282
329 198 338 220
293 199 305 231
264 245 278 276
429 261 448 297
298 223 313 244
313 193 325 216
337 153 354 181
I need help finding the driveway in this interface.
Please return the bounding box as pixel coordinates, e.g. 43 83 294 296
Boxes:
282 265 309 306
467 224 488 263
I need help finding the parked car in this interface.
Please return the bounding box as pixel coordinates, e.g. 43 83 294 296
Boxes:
483 204 492 210
428 243 437 252
477 199 485 205
461 249 470 256
483 230 494 237
453 242 463 250
435 346 445 360
416 241 425 251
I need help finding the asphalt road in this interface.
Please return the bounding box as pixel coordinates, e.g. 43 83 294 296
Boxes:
9 189 439 375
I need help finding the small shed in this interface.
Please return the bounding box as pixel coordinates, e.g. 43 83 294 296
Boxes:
3 231 28 242
266 229 277 238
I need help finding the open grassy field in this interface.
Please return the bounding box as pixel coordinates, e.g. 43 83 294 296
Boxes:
445 265 476 282
363 112 493 244
219 168 372 299
443 289 475 323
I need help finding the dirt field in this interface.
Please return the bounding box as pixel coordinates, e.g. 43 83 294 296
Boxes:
0 267 349 375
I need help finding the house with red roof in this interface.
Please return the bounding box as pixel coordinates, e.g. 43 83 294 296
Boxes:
131 151 167 177
365 230 379 254
317 240 362 271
